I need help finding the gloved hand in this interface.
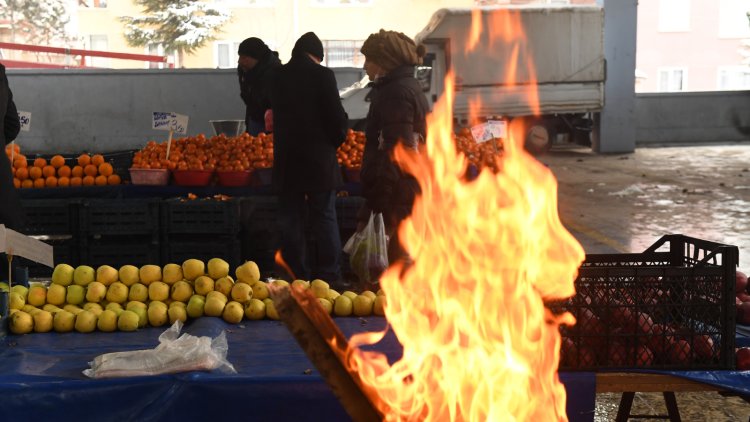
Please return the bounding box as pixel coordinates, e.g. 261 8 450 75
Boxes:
264 109 273 133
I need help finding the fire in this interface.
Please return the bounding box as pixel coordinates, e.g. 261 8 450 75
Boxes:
344 8 585 422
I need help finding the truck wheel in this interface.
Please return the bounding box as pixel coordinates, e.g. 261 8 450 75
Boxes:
524 120 556 155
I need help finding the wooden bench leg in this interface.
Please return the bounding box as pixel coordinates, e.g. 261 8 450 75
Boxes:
663 392 682 422
616 392 635 422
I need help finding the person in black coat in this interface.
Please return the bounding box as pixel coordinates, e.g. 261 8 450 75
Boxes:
271 32 348 284
0 63 22 231
357 30 429 277
237 38 281 135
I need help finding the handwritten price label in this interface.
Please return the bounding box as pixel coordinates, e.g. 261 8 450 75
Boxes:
152 112 188 135
17 111 31 132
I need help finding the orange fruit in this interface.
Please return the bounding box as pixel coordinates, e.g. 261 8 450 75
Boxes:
98 162 113 177
82 175 95 186
57 176 70 187
12 155 26 169
107 174 121 185
83 164 98 177
71 165 84 178
33 157 47 168
45 176 58 188
15 167 28 180
91 154 105 167
29 166 42 180
13 178 20 189
33 178 45 188
5 143 20 155
57 165 71 178
21 179 33 189
78 154 91 167
70 176 82 187
94 175 107 186
42 165 56 178
50 155 65 169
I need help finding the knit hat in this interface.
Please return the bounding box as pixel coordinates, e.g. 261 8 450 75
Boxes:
360 29 425 72
292 32 325 62
238 37 270 60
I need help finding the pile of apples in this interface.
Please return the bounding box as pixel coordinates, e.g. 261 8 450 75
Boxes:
131 133 274 172
6 144 121 188
7 258 385 335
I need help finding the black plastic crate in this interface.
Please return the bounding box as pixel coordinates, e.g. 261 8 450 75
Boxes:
162 198 245 235
553 234 738 371
19 236 80 279
336 196 364 232
162 235 242 270
82 237 161 268
20 199 80 236
243 196 278 233
80 199 160 236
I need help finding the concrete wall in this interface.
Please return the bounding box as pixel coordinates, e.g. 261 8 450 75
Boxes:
6 67 364 154
635 90 750 146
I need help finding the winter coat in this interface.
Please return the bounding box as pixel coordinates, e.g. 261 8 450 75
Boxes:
0 65 22 230
238 51 281 129
270 53 348 193
359 65 428 226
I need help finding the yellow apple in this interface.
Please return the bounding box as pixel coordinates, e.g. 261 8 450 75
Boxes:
182 259 205 281
317 298 333 314
95 265 119 286
203 296 226 317
334 295 353 317
128 283 149 302
74 310 97 333
26 285 47 307
8 291 24 310
85 281 107 303
63 304 84 315
53 310 76 332
46 283 67 306
148 281 170 302
222 301 244 324
73 265 95 286
106 282 129 304
168 306 187 324
251 281 270 301
170 280 193 303
207 258 229 280
117 310 139 331
97 309 118 332
194 276 215 296
214 276 234 296
9 311 33 334
310 279 330 299
66 285 85 305
373 295 386 316
352 295 374 316
139 264 162 285
327 289 340 302
291 279 309 290
235 261 260 285
162 263 183 285
33 310 54 332
206 290 228 304
51 263 75 286
118 265 140 286
147 304 168 327
83 302 103 317
230 282 253 303
263 298 279 320
244 298 266 320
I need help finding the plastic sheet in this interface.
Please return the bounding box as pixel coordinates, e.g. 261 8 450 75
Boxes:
83 321 236 379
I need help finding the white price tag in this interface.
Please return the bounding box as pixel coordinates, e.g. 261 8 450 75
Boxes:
152 112 188 135
470 123 493 143
17 111 31 132
487 120 507 139
171 113 189 135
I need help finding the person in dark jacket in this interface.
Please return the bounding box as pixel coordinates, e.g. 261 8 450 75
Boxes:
357 29 428 278
237 38 281 135
271 32 348 285
0 63 22 231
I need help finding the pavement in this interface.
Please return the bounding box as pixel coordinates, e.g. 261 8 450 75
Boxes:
539 144 750 271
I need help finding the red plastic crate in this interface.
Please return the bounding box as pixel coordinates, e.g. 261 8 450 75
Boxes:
172 170 214 187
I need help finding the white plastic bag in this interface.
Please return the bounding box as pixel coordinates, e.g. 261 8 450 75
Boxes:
83 321 236 379
343 212 388 283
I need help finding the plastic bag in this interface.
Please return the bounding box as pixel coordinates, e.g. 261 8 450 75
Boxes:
343 212 388 283
83 321 236 379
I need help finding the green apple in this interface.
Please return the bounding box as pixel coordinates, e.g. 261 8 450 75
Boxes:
85 281 107 303
11 285 28 300
95 265 119 286
51 263 75 286
105 282 129 304
105 302 124 316
186 295 206 318
46 283 67 306
117 310 139 331
129 306 148 328
207 258 229 280
170 280 193 303
194 276 215 296
235 260 260 285
244 298 266 320
162 263 183 285
73 265 95 286
182 259 205 281
66 285 85 305
222 301 244 324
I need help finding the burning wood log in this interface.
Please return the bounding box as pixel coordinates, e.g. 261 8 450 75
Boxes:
269 284 386 422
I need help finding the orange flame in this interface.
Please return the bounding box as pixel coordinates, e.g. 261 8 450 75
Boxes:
345 9 585 422
274 250 296 280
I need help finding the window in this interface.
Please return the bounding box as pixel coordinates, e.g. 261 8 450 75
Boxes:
657 67 687 92
323 40 365 67
311 0 372 7
658 0 690 32
717 66 750 90
88 35 109 67
215 41 241 68
146 44 176 69
214 0 275 6
718 0 750 39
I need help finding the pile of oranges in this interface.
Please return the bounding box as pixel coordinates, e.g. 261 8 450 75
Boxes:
6 144 121 188
337 129 365 169
454 127 503 172
131 133 274 172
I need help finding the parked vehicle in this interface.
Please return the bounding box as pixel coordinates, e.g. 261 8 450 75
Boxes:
340 5 605 151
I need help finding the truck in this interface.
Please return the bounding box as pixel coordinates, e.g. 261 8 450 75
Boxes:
340 5 605 151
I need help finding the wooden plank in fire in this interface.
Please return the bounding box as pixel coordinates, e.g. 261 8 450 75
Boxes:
269 284 386 422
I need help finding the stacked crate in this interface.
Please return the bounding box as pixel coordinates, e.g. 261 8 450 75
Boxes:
161 197 245 270
19 199 81 278
241 196 280 275
79 199 161 268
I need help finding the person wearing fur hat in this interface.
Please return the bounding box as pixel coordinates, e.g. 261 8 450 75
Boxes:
356 29 429 280
271 32 349 286
237 37 281 135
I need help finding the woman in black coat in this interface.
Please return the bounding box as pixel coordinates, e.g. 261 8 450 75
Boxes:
271 32 349 285
358 30 429 275
237 38 281 135
0 64 22 231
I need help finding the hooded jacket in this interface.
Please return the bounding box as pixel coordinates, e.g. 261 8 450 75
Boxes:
238 51 281 126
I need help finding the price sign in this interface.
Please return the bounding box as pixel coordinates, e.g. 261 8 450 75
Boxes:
17 111 31 132
152 112 189 135
470 123 493 143
487 120 507 139
170 113 188 135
